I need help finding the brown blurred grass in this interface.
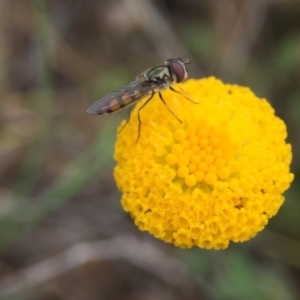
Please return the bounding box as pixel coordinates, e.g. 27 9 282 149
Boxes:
0 1 299 299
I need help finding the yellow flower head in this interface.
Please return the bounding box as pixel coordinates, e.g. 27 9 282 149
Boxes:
114 77 294 250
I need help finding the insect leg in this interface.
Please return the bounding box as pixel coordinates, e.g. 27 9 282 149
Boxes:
118 105 133 133
158 92 182 123
169 86 198 104
136 93 155 143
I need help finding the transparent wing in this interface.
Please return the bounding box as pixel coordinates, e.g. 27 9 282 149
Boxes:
86 80 157 115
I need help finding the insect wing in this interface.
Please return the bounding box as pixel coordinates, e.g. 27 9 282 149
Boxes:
86 80 157 115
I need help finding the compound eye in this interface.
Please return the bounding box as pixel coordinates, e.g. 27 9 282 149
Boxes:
169 60 186 83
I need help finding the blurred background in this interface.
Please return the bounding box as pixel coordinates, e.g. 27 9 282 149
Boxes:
0 0 299 299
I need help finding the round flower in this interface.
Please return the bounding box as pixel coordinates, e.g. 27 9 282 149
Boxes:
114 77 294 250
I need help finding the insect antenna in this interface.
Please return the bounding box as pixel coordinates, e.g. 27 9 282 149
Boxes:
169 86 198 104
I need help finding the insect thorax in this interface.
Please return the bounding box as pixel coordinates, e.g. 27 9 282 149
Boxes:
141 65 175 90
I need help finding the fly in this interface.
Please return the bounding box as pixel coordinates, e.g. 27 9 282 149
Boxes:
86 58 196 142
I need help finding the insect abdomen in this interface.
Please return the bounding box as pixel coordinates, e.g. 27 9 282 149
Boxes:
104 95 134 114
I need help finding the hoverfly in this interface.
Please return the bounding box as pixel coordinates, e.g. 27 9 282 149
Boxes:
86 58 195 142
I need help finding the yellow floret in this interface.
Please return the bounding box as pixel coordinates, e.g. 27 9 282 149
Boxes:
114 77 294 250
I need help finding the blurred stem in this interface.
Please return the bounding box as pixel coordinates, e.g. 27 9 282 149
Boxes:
0 124 116 249
13 0 53 196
